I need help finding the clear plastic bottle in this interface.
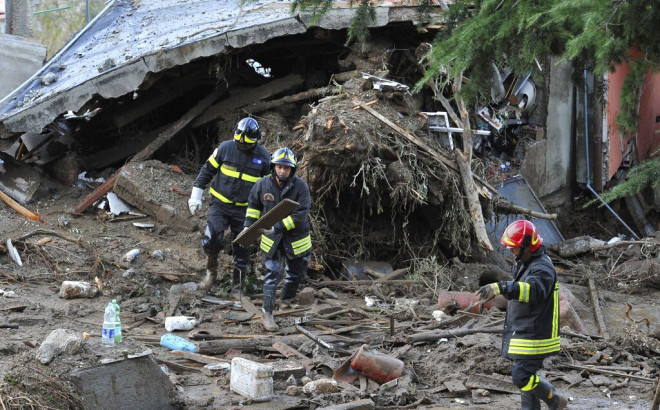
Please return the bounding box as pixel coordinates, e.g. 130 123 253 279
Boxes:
111 299 122 343
101 302 116 347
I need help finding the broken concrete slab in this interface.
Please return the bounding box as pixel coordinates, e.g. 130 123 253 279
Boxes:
113 160 199 232
36 328 82 365
0 151 59 204
71 355 178 409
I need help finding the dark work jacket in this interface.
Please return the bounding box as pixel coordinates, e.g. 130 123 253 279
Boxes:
245 174 312 259
500 246 561 360
193 140 270 207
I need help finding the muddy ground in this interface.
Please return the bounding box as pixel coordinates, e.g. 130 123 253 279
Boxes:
0 156 659 409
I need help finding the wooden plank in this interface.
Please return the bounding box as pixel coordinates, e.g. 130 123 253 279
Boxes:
588 276 610 340
192 74 305 127
272 341 314 370
560 363 654 382
443 379 468 393
171 350 229 365
239 296 260 317
232 199 299 246
466 373 518 394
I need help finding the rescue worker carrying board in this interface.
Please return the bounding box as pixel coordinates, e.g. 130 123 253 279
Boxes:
188 117 270 298
244 147 312 331
477 220 568 410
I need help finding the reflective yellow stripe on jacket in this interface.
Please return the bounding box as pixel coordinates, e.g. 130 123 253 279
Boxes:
282 216 295 230
208 155 220 168
260 234 274 253
209 187 248 206
552 282 560 342
518 282 531 302
292 235 312 255
508 337 561 355
508 282 561 356
246 207 261 219
220 164 260 183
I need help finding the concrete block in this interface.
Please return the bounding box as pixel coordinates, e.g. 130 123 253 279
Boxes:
71 355 178 410
36 328 82 365
273 362 306 380
0 34 46 100
0 151 57 204
318 287 338 299
113 160 198 232
297 287 315 306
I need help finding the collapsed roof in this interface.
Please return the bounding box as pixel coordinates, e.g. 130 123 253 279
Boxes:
0 0 444 140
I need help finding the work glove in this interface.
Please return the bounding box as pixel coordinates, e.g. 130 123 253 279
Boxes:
476 282 501 303
188 187 203 215
260 226 275 236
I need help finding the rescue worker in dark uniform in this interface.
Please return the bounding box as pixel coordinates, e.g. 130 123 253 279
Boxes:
477 220 568 410
188 117 270 298
244 147 312 331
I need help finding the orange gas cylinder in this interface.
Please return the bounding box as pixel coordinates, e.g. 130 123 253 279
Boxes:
437 291 507 313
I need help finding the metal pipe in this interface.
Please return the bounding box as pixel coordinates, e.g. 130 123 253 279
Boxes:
582 68 639 239
33 6 72 15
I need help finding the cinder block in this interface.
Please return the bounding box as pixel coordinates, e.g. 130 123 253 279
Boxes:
297 287 315 306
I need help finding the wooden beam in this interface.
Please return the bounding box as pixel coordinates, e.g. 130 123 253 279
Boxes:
192 74 305 127
588 276 610 340
72 88 224 214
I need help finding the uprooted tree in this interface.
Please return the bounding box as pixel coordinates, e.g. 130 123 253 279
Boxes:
281 0 660 264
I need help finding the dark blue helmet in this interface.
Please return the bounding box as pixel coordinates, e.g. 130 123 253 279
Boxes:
271 147 297 169
234 117 261 143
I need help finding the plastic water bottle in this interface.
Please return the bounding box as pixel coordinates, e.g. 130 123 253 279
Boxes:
111 299 122 343
160 333 197 353
101 302 116 347
123 248 140 262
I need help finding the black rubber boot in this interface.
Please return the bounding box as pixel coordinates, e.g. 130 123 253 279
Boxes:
521 391 541 410
531 377 568 410
279 283 299 310
231 268 246 301
199 254 219 290
262 286 279 331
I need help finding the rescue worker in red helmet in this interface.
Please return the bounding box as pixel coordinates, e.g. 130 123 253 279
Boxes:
477 220 567 410
244 147 312 331
188 117 270 298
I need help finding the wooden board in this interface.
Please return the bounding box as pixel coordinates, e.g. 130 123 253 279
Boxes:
232 198 299 246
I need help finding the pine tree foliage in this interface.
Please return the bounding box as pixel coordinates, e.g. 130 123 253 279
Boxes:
289 0 659 133
594 154 660 206
290 0 378 46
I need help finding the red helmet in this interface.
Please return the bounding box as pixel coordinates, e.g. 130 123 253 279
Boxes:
501 220 543 252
